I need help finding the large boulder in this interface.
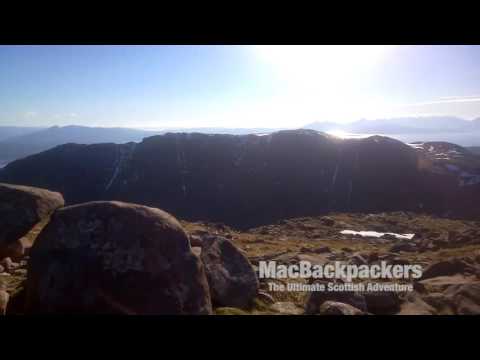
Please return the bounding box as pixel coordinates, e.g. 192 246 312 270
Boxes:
200 235 259 309
421 258 471 280
25 201 212 314
0 183 64 259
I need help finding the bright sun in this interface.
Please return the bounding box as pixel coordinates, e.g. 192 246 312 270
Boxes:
254 45 395 94
249 45 397 124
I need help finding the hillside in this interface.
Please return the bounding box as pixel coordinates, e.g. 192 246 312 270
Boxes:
468 146 480 155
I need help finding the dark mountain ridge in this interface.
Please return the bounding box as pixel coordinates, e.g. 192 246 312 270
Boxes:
1 130 478 228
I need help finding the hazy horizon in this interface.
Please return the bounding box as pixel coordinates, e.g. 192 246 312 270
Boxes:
1 114 479 131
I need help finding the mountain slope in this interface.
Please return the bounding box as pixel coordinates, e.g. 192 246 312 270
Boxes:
3 129 476 228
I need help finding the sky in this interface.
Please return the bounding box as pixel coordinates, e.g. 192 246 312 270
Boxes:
1 45 480 129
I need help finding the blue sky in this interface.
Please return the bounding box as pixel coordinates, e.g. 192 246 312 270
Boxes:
1 45 480 128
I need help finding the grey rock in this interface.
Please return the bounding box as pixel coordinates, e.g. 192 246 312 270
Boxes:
201 235 259 309
257 290 275 304
0 183 64 259
389 242 417 253
25 201 212 314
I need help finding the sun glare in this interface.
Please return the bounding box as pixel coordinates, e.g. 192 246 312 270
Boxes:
254 45 395 93
248 45 397 126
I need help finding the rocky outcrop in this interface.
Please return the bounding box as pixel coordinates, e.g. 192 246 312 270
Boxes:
0 183 64 259
25 201 212 314
200 235 259 309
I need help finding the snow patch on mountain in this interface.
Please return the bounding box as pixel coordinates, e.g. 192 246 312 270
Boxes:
340 230 415 240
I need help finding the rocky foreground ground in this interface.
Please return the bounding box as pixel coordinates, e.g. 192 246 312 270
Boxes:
1 181 480 315
182 212 480 314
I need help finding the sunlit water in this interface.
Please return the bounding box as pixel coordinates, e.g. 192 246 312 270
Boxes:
325 130 376 139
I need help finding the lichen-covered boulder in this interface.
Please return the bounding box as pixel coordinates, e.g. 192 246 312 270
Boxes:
200 235 259 309
25 201 212 314
0 183 64 259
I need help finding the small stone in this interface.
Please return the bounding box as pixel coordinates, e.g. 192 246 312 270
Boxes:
271 302 304 315
257 290 275 304
305 281 367 314
389 242 417 253
350 253 368 266
320 217 335 227
189 234 203 247
12 269 27 276
364 291 401 315
318 301 366 315
0 290 9 315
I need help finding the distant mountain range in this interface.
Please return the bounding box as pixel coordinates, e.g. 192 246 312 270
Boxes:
1 116 480 165
0 125 283 165
2 129 480 228
0 126 162 164
303 116 480 146
0 126 44 142
304 116 480 134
